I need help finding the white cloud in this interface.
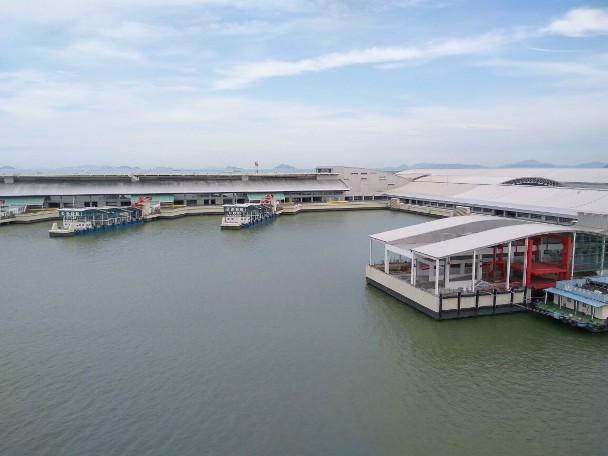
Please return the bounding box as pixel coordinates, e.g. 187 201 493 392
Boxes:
1 70 606 168
543 7 608 37
0 0 307 23
96 21 179 41
213 34 505 89
52 40 147 64
482 54 608 88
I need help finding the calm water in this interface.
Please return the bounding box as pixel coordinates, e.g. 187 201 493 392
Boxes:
1 211 607 456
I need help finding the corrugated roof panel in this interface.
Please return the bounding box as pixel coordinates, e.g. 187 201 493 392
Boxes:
412 223 595 259
396 168 608 184
370 215 522 243
391 181 478 196
389 182 608 216
0 178 349 197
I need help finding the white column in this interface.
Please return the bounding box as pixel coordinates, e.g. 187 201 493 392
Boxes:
471 250 477 290
506 241 512 289
369 238 372 265
571 232 577 278
384 246 389 274
411 254 417 286
445 257 450 289
435 258 440 295
523 238 529 287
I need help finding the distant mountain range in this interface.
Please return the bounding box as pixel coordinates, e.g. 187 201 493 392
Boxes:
382 159 607 171
2 160 607 172
273 164 297 170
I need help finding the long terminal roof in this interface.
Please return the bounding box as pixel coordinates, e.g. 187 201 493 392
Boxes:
0 178 348 197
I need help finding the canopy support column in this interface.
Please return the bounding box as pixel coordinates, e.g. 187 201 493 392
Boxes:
471 250 477 291
369 238 372 266
506 241 512 289
384 246 389 274
523 238 529 287
435 258 440 296
570 232 577 278
411 253 417 286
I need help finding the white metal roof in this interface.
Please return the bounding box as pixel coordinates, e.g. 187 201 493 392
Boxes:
387 189 579 218
455 186 608 214
396 168 608 185
370 215 523 244
388 180 608 216
391 181 478 196
412 223 593 259
0 178 348 197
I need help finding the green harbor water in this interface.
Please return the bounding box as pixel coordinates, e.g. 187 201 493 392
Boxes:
1 211 607 455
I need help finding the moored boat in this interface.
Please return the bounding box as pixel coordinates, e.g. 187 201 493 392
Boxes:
49 206 145 237
221 194 281 230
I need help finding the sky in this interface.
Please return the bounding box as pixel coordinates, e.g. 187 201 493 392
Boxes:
0 1 607 169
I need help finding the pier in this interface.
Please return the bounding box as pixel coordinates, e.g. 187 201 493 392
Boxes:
367 214 608 329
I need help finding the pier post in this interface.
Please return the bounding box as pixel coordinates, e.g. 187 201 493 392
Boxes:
475 290 479 317
457 291 461 319
438 293 443 320
510 288 515 313
492 289 497 314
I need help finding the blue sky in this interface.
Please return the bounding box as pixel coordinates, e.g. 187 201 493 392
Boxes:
0 1 607 169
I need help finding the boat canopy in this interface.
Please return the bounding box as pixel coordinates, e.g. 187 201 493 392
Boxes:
545 287 606 308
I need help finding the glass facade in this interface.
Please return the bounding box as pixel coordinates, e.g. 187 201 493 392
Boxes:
573 233 607 274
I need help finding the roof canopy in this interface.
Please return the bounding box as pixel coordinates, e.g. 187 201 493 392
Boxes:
371 214 601 260
370 215 523 245
0 178 348 197
412 223 586 259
